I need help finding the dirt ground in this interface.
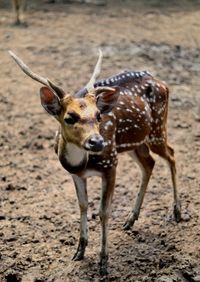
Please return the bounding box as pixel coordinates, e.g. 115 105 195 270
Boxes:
0 0 200 281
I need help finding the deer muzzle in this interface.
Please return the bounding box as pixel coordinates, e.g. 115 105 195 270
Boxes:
84 134 104 152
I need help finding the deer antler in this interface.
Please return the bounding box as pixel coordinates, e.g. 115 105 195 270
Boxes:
8 50 65 99
86 49 103 92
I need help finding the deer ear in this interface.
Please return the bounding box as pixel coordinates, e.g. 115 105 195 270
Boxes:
95 86 119 114
40 87 62 116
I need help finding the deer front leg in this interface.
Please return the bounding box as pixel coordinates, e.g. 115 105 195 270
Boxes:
72 175 88 261
99 167 116 276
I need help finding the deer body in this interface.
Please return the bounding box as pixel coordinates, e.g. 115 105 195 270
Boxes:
9 51 181 277
56 71 154 174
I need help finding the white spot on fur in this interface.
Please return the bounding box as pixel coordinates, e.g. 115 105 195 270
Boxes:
104 120 113 130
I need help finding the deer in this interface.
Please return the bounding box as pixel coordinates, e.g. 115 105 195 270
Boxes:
11 0 107 25
12 0 27 25
9 50 181 276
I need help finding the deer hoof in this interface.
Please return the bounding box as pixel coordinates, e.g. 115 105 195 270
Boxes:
72 250 84 261
174 203 181 223
72 238 87 261
99 255 109 277
100 265 108 277
123 212 138 230
123 221 132 230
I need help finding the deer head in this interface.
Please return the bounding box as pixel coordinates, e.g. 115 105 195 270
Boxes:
9 50 119 152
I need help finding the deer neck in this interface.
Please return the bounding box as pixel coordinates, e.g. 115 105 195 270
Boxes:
58 131 88 174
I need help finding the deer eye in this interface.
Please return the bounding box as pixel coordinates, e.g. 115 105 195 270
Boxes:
96 112 102 122
64 113 80 125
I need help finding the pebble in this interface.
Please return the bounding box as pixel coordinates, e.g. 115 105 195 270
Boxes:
4 271 21 282
0 215 6 220
194 276 200 282
158 275 175 282
175 123 190 129
5 183 15 191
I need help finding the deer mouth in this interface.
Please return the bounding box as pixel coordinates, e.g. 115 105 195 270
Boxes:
84 134 104 152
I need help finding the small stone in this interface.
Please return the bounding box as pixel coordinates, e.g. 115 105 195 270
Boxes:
193 275 200 282
91 213 97 220
5 183 15 191
175 123 190 129
32 239 40 243
5 236 17 242
194 133 200 140
84 0 107 5
187 174 195 180
9 200 15 205
36 175 42 180
195 116 200 122
166 244 176 251
1 176 6 182
182 213 190 222
34 278 45 282
158 276 174 282
5 270 21 282
137 235 146 242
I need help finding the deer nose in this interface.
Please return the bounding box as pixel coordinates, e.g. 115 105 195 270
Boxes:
84 134 104 152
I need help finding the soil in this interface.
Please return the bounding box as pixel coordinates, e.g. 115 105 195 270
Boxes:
0 1 200 281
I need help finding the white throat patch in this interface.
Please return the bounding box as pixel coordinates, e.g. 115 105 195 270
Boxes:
65 143 87 167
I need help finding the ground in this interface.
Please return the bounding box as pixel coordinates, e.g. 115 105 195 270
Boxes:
0 0 200 281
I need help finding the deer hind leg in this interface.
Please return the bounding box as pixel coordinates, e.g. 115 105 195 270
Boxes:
123 144 155 230
150 142 181 222
99 167 116 276
72 175 88 261
12 0 26 25
12 0 20 24
19 0 27 23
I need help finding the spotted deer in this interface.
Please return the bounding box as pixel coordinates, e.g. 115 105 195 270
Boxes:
12 0 27 25
9 50 181 276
